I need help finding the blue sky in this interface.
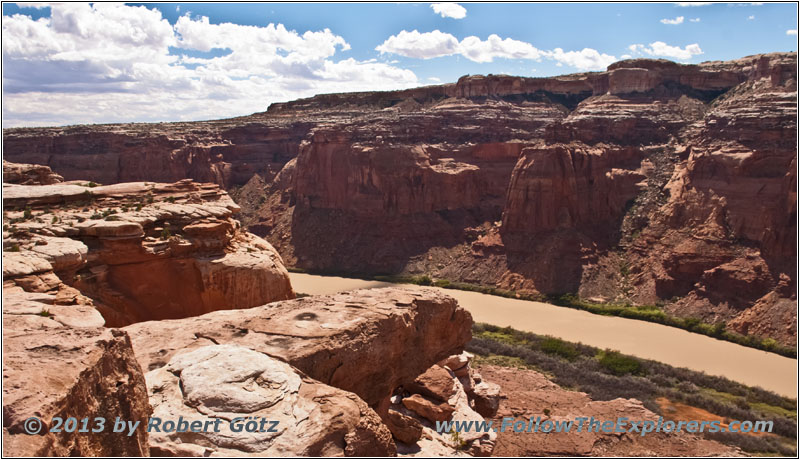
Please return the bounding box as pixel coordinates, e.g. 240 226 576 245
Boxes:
2 2 797 127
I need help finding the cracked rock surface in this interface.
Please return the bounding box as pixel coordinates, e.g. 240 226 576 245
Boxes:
146 344 395 457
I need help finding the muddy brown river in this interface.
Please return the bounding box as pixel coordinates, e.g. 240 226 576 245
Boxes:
289 273 797 397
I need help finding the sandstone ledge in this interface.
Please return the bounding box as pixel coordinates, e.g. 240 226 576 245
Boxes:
3 179 294 326
124 287 473 407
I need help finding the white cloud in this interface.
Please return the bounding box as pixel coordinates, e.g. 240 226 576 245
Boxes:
3 4 419 126
675 2 712 6
690 17 701 22
458 34 544 63
620 54 632 59
661 16 685 25
376 30 544 63
747 15 755 20
376 30 614 70
788 29 798 35
375 30 459 59
545 48 617 71
430 3 466 19
628 41 704 60
427 76 441 82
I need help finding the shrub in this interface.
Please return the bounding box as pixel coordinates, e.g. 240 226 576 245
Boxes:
413 275 432 286
761 337 777 351
540 337 580 361
683 317 702 330
676 381 699 393
597 350 643 376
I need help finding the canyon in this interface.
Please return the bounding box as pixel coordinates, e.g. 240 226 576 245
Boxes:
4 52 795 347
2 170 744 456
2 51 797 457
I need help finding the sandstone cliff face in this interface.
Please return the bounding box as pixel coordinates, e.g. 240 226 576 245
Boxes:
3 178 294 326
3 52 796 346
502 143 644 234
606 54 797 341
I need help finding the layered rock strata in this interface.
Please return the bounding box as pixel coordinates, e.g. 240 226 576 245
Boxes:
2 178 294 326
3 52 796 345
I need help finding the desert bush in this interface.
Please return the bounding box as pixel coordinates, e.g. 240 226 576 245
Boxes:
540 337 580 361
597 350 643 376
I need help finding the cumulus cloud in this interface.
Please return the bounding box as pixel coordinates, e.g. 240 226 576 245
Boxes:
2 3 419 126
675 2 712 6
458 34 544 62
747 15 755 20
661 16 685 25
628 41 704 60
375 30 459 59
690 17 701 22
430 3 466 19
545 48 617 71
787 29 798 35
376 30 613 70
376 30 544 63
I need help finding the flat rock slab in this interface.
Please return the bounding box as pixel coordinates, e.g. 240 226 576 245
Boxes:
124 287 473 406
146 344 395 457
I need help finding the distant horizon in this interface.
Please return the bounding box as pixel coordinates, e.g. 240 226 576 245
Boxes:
2 49 797 131
2 2 797 127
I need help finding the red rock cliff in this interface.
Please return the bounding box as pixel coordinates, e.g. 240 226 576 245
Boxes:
3 52 796 346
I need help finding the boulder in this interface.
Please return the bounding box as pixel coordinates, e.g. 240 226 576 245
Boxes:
385 409 423 444
2 327 151 456
405 365 457 402
402 394 456 423
146 344 395 457
124 287 473 407
471 382 503 418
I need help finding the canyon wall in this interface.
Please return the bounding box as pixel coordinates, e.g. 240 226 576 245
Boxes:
3 52 796 346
